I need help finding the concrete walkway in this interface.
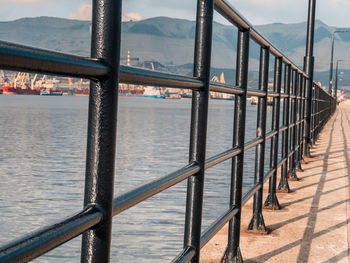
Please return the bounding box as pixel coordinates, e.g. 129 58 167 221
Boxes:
201 102 350 262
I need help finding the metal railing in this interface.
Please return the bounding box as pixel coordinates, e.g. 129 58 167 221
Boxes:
0 0 336 262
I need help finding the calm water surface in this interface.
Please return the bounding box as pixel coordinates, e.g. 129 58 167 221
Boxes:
0 95 271 262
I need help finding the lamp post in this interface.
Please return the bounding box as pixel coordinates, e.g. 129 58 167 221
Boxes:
334 59 343 99
329 30 348 94
304 0 316 157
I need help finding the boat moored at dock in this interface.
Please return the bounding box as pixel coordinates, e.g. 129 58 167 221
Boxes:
40 89 63 96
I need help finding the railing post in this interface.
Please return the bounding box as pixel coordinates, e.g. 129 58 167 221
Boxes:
304 0 316 156
289 70 300 181
314 87 319 142
264 56 282 209
296 73 304 171
183 0 213 262
299 76 307 164
278 63 291 192
81 0 122 262
225 28 250 263
248 46 269 232
311 85 316 143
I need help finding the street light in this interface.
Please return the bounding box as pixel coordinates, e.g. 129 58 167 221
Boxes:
329 30 348 94
334 59 343 99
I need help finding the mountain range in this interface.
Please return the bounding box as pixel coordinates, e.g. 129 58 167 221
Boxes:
0 16 349 88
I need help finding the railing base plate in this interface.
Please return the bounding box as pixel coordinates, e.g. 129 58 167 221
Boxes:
288 169 301 181
221 247 243 263
247 213 269 233
264 193 281 210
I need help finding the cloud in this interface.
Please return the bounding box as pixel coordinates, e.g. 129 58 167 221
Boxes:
251 0 279 4
67 2 145 22
0 0 47 20
226 0 350 27
122 12 145 22
147 0 195 10
0 0 46 5
67 2 91 21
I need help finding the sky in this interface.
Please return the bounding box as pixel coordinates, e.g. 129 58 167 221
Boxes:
0 0 350 27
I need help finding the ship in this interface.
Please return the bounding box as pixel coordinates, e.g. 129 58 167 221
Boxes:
250 96 273 106
0 83 40 95
73 88 89 96
250 85 274 106
118 51 164 99
1 73 41 95
118 83 164 98
40 89 63 96
181 91 192 99
141 86 164 98
118 83 144 97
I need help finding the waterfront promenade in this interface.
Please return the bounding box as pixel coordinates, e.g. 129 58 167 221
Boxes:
201 101 350 262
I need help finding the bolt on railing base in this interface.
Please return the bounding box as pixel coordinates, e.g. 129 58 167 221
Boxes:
288 168 300 181
278 177 291 193
221 247 243 263
264 193 281 210
247 213 270 234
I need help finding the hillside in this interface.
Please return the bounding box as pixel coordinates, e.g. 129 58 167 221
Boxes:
0 16 349 87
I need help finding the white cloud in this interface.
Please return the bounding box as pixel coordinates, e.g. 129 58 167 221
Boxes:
226 0 350 27
122 12 145 22
67 2 91 21
0 0 46 5
251 0 279 4
67 2 145 22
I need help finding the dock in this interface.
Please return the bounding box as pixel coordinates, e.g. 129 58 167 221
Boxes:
201 101 350 262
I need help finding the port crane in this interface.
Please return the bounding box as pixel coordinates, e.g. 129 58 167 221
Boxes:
31 74 38 90
210 73 233 100
14 72 27 89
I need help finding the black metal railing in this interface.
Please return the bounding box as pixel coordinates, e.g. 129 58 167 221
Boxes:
0 0 336 262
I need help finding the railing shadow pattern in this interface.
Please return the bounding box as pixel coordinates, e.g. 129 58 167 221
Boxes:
242 106 349 262
0 0 336 262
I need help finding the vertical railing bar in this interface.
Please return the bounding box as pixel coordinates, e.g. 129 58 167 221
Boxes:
314 86 317 140
289 70 299 180
264 56 282 209
295 74 300 168
183 0 214 262
310 84 314 141
278 63 291 192
330 89 332 120
318 87 320 136
317 87 321 138
314 87 318 141
300 75 306 163
81 1 122 262
316 87 318 138
288 70 294 177
311 85 315 142
296 73 304 171
312 86 318 139
322 89 324 134
319 88 322 138
320 89 322 133
247 46 270 232
224 28 250 263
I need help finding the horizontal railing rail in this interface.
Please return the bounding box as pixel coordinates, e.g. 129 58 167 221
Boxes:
0 0 336 262
0 41 110 80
